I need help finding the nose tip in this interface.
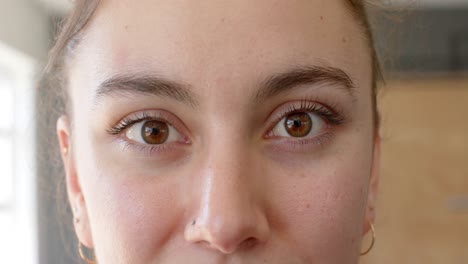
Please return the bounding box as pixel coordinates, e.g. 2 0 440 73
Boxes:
184 210 270 254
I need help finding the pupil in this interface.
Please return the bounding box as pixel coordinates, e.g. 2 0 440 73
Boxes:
148 127 160 135
294 120 302 128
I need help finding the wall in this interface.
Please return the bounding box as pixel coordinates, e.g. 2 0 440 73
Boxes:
360 79 468 263
0 0 50 60
369 7 468 74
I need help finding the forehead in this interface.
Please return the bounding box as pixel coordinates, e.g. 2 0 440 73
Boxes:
72 0 371 96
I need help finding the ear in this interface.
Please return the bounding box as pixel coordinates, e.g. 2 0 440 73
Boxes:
363 132 381 235
57 115 94 248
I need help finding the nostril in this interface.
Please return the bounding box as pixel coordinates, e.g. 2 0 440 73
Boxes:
241 237 258 250
196 240 213 250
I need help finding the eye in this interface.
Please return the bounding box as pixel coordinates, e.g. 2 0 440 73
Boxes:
271 111 326 138
126 120 183 145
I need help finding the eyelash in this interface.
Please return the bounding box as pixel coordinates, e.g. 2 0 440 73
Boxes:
107 100 345 153
108 112 148 135
107 111 176 135
264 99 345 148
267 99 345 131
284 99 344 125
120 139 173 156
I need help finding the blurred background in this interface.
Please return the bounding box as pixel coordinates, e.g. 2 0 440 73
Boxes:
0 0 467 263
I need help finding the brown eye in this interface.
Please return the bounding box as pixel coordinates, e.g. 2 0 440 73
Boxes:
284 112 312 137
124 115 184 146
141 120 169 144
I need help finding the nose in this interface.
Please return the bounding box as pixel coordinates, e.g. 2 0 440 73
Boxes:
184 147 270 254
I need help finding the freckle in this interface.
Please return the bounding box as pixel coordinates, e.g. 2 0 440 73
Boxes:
342 37 347 43
320 16 324 20
192 219 196 225
306 203 310 208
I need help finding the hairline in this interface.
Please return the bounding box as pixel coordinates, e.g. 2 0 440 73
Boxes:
46 0 380 127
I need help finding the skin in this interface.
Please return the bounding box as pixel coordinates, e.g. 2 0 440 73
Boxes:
57 0 380 263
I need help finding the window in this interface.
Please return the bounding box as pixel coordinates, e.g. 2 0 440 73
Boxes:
0 42 37 264
0 73 14 205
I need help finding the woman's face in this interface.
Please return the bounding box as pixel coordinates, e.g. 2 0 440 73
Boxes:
57 0 380 263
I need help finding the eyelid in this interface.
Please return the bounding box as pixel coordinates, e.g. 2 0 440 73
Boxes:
107 109 192 143
271 112 326 138
264 100 343 138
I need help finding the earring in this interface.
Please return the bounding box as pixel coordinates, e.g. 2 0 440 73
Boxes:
360 223 375 256
79 243 97 264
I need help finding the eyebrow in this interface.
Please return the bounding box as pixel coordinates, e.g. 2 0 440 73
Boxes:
95 73 198 107
94 65 355 107
254 65 356 103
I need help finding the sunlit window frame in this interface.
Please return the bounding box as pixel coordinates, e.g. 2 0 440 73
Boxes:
0 41 38 264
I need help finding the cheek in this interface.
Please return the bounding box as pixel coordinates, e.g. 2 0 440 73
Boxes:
269 149 370 260
83 165 184 262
